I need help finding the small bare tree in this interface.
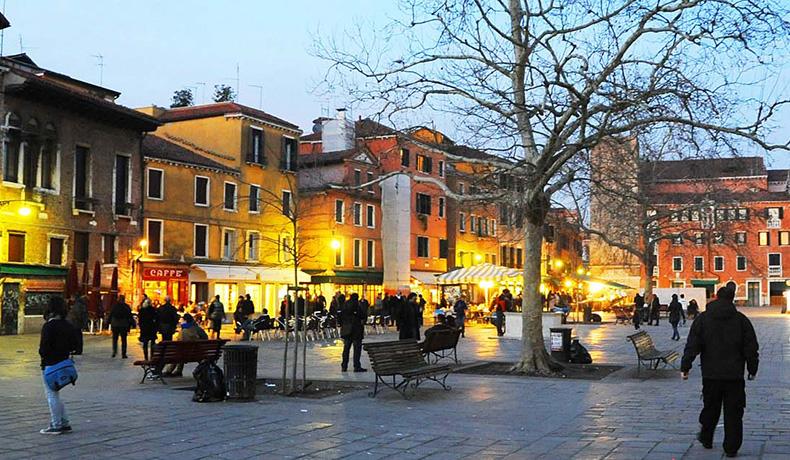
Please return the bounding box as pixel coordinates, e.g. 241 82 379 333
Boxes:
315 0 790 373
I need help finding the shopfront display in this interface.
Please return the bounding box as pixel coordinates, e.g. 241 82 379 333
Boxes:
141 265 189 306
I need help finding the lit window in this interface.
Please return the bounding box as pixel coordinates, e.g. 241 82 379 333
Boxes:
759 232 770 246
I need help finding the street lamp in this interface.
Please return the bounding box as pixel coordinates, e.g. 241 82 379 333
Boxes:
330 239 341 250
0 199 33 216
555 260 564 268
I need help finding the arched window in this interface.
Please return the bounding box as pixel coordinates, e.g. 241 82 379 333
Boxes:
26 117 39 133
3 113 22 182
40 123 58 190
5 112 21 129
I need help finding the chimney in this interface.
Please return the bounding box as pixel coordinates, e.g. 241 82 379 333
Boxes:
322 108 355 152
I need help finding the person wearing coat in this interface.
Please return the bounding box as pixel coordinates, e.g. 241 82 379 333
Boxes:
162 314 208 377
66 293 88 332
339 293 367 372
667 294 686 341
207 295 225 339
137 296 158 360
108 295 134 359
39 296 80 435
157 296 180 341
648 294 661 326
398 293 421 340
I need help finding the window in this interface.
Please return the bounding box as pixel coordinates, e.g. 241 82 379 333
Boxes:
248 127 264 164
693 233 703 245
439 239 448 259
672 257 683 272
353 202 362 226
417 236 429 258
281 136 298 171
438 197 445 218
102 234 116 264
416 154 432 174
470 215 476 234
7 233 24 262
459 212 466 232
416 193 431 215
690 209 700 221
516 248 523 269
481 217 488 236
222 229 236 261
759 231 770 246
713 232 724 245
737 256 747 271
694 256 704 272
458 183 465 195
501 246 508 267
74 145 91 210
146 167 163 201
74 231 89 262
781 231 790 246
3 114 21 183
769 253 781 267
735 232 746 245
737 208 749 221
366 240 374 268
766 207 784 220
48 237 65 265
353 239 362 267
249 185 260 213
282 190 292 217
280 235 293 263
354 169 361 186
400 148 410 167
438 161 444 177
491 220 497 236
223 182 237 211
334 239 343 266
672 234 683 245
146 221 162 256
713 256 724 272
115 156 131 215
195 176 210 206
367 172 375 193
335 199 344 223
499 205 510 226
366 204 375 228
194 224 208 258
247 231 259 261
40 126 57 190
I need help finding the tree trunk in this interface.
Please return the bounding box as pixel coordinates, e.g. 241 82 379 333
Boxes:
511 215 561 374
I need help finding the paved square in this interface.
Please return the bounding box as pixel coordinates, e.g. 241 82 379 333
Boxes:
2 308 789 459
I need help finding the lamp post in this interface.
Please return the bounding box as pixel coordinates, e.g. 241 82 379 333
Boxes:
0 199 33 216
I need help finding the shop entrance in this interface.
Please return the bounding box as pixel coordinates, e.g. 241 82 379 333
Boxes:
1 283 20 335
769 281 786 307
746 281 760 307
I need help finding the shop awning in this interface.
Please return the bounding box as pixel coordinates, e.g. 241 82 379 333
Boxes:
574 274 632 290
0 264 68 277
691 279 718 286
411 271 442 286
191 264 311 284
309 270 383 285
436 263 520 285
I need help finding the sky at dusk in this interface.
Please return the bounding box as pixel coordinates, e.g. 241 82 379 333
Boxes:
4 0 789 168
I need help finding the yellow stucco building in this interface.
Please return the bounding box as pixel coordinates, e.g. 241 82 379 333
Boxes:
135 103 308 313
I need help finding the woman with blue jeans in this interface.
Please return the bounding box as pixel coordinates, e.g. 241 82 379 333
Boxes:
39 296 79 434
667 294 686 341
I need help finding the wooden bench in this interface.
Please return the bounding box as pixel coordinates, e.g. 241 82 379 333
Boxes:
363 339 452 399
133 339 228 384
626 331 679 375
420 327 462 364
613 308 632 325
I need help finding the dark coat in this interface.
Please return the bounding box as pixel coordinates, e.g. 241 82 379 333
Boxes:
634 294 644 309
668 299 685 325
66 297 88 330
242 299 254 316
137 305 158 341
109 301 134 330
39 318 79 368
650 297 661 317
157 303 180 335
398 300 421 340
681 298 759 379
339 298 367 340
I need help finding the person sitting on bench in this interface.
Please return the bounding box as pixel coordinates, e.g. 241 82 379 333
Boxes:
161 314 208 378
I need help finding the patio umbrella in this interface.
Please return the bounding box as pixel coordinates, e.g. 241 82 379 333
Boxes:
88 260 102 319
65 260 79 299
81 263 90 295
108 266 119 310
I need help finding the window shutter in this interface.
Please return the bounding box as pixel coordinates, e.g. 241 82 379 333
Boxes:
765 208 770 219
247 129 255 163
426 157 433 174
780 208 785 219
280 136 287 169
745 209 750 220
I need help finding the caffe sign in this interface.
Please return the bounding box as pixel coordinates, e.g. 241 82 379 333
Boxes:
142 267 188 281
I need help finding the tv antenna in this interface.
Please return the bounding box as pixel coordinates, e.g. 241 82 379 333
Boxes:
249 84 263 109
91 54 104 86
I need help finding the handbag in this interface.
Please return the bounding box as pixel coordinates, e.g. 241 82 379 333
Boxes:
43 358 78 391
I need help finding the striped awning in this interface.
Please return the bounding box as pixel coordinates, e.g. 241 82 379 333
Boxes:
436 263 521 285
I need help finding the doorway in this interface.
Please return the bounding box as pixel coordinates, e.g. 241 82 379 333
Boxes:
746 281 760 307
769 281 786 306
1 283 20 335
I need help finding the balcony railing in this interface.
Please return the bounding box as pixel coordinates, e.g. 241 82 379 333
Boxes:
767 218 781 229
768 266 782 277
74 197 95 212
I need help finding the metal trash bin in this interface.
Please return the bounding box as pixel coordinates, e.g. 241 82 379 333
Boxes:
549 327 572 362
223 345 258 400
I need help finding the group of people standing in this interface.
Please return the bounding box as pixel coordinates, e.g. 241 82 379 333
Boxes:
632 292 700 340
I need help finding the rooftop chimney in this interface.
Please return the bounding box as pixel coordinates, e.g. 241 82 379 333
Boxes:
322 108 355 152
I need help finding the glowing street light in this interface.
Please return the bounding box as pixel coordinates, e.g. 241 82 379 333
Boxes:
475 254 483 262
17 206 31 217
139 239 148 248
555 260 564 268
330 239 341 250
576 267 584 275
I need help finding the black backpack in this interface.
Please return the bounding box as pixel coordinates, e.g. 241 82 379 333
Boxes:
192 361 226 402
569 339 593 364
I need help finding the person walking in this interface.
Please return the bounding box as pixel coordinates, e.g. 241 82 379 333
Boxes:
681 287 759 458
137 295 158 360
688 298 700 320
162 314 208 377
207 295 225 340
39 296 79 435
493 293 506 336
373 293 383 324
679 294 688 325
417 294 427 326
668 294 685 341
453 295 468 337
648 294 661 326
66 292 88 333
398 293 421 340
157 296 180 342
243 294 255 317
108 295 134 359
339 293 367 372
632 303 641 330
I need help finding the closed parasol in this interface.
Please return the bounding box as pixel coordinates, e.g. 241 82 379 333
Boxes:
88 260 102 319
65 260 79 299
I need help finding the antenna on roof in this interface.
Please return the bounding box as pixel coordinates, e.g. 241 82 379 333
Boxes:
249 84 263 109
91 53 104 86
18 34 36 54
235 63 240 99
0 0 6 56
195 82 206 104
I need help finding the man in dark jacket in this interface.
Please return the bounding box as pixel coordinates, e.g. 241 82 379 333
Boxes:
39 296 79 434
398 293 421 340
668 294 685 341
157 296 180 341
681 287 759 458
108 295 134 359
648 294 661 326
339 293 367 372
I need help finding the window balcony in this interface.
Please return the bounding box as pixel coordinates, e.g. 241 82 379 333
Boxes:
768 266 782 277
767 218 781 229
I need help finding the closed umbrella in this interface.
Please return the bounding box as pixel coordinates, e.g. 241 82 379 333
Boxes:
108 266 119 310
65 260 79 299
88 260 102 319
81 263 90 295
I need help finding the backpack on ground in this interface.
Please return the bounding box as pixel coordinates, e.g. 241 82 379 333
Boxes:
569 339 593 364
192 360 226 402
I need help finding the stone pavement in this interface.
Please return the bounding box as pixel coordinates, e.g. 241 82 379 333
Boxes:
2 308 790 459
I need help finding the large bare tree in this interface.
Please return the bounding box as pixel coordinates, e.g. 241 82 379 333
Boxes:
316 0 790 372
